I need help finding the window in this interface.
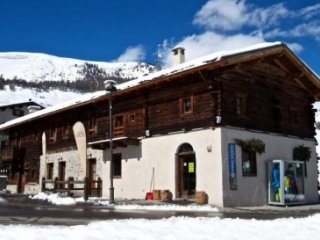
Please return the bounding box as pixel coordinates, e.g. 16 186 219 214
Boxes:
242 149 257 176
129 113 136 123
49 128 57 143
12 108 24 117
61 125 70 139
113 153 122 178
288 108 298 124
114 115 125 137
88 116 97 135
47 163 54 180
180 96 193 115
236 95 247 116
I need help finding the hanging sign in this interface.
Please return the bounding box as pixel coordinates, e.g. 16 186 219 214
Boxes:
228 143 238 190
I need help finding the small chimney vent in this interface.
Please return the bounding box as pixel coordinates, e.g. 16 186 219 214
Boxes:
171 47 185 67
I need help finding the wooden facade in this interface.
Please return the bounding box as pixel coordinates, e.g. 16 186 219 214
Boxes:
0 43 319 193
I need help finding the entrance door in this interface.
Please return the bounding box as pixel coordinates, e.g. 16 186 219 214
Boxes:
58 162 66 189
178 153 196 198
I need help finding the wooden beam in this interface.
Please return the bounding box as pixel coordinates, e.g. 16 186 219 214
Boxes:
293 77 308 91
273 58 290 73
198 70 211 88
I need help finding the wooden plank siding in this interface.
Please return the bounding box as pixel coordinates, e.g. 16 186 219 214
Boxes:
219 60 315 138
146 75 215 135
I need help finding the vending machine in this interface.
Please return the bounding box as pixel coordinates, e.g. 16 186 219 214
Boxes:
268 159 305 205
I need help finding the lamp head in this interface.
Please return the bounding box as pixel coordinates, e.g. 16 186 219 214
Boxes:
104 80 117 93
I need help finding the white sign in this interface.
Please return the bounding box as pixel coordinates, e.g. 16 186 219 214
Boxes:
73 121 87 174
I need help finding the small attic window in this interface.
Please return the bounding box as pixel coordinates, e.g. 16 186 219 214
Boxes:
180 96 194 115
12 108 24 117
129 113 136 122
235 94 247 116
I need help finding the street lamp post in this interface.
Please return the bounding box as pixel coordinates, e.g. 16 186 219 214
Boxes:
104 80 117 205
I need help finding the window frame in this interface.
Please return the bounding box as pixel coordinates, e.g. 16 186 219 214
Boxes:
128 112 136 123
61 125 70 139
113 153 122 178
47 163 54 180
288 107 298 125
180 95 194 116
49 127 57 143
242 149 257 177
88 115 97 135
235 94 248 117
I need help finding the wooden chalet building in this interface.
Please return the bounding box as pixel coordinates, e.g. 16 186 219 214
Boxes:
0 42 319 207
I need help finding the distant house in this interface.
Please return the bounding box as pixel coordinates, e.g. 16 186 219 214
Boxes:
0 101 44 124
0 42 319 207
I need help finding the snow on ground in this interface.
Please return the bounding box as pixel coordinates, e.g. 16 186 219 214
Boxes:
29 192 82 206
29 192 218 212
0 214 320 240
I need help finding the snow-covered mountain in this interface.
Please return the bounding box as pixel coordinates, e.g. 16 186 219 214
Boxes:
0 52 152 82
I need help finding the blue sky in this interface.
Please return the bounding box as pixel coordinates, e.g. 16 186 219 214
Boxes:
0 0 319 74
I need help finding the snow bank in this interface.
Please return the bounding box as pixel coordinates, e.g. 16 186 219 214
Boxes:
29 192 80 205
29 193 218 212
1 214 320 240
113 204 218 212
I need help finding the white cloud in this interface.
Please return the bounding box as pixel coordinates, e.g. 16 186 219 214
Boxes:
291 22 320 40
264 28 288 39
193 0 247 31
299 3 320 19
286 43 304 53
193 0 291 31
264 21 320 41
248 3 290 28
116 45 145 62
161 31 265 67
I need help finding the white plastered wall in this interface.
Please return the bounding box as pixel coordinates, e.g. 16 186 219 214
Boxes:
99 129 224 206
221 127 319 207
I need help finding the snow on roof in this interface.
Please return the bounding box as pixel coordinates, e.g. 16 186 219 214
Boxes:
0 42 282 131
0 100 44 109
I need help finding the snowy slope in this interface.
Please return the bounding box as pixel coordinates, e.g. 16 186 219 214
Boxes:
0 52 152 82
